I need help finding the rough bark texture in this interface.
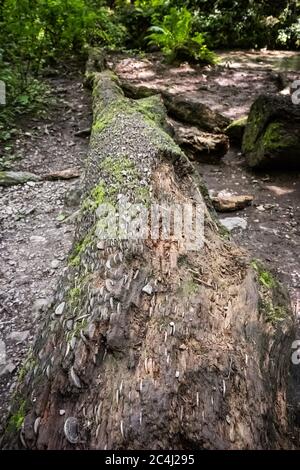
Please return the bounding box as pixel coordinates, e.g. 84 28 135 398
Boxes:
169 119 229 163
2 63 299 450
242 94 300 168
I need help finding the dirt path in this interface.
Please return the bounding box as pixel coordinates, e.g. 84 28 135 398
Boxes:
109 50 299 119
109 50 300 312
199 151 300 308
0 66 91 432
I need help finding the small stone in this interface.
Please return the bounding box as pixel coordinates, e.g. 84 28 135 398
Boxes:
212 193 253 212
32 298 52 317
142 284 153 295
59 409 66 416
0 362 16 377
220 217 247 231
51 259 60 269
9 330 30 343
55 302 65 316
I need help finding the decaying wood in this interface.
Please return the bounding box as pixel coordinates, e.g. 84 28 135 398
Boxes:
121 80 230 133
2 57 300 450
169 119 229 162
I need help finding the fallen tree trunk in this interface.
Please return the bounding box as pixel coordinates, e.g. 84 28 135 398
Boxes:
169 119 229 163
121 80 230 133
2 63 299 450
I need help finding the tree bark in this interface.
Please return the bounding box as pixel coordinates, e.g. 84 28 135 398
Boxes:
2 60 299 450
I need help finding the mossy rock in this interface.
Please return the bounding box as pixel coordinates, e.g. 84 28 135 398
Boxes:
225 116 247 144
242 94 300 169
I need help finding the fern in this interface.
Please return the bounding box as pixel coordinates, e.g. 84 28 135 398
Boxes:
147 7 217 64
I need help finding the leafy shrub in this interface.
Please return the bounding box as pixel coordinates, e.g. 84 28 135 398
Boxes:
0 1 127 123
190 0 300 50
114 0 170 49
147 7 217 63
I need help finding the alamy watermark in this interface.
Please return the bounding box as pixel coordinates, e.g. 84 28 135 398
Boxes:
0 80 6 105
291 80 300 104
95 197 204 251
0 339 6 365
291 339 300 365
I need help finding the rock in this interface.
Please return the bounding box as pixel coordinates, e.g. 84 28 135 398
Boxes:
220 217 247 231
55 302 65 316
171 120 229 162
9 331 30 343
64 187 82 207
212 193 253 212
32 298 53 318
225 116 247 144
242 94 300 168
51 259 60 269
43 168 81 181
0 171 41 187
0 362 16 377
142 284 153 295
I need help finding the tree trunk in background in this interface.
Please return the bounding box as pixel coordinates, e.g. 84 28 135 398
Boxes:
2 58 300 450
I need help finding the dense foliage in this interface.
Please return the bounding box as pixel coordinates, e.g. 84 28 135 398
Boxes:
0 0 299 124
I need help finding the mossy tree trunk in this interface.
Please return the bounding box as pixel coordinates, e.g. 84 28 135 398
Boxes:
2 63 299 450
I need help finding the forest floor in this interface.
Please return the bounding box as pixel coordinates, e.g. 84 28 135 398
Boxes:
0 50 299 434
0 64 92 433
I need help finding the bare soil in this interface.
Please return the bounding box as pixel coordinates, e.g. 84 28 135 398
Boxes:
0 65 92 432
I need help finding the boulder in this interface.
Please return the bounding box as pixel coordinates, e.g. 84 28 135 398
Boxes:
242 94 300 168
